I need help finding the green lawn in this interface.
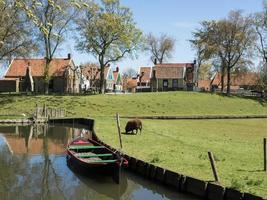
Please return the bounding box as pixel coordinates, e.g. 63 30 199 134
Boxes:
0 92 267 197
95 117 267 198
0 92 266 117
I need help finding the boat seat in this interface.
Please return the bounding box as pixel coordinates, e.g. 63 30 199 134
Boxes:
85 159 118 163
69 145 105 150
77 153 113 158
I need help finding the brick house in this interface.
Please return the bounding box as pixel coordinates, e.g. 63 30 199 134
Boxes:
150 63 195 91
137 67 152 92
80 64 122 92
80 63 110 92
3 54 79 93
123 77 138 93
210 72 259 92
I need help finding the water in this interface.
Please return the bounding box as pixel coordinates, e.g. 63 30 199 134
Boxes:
0 124 198 200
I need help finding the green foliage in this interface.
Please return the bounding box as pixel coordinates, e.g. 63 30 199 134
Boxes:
191 11 256 94
0 0 37 60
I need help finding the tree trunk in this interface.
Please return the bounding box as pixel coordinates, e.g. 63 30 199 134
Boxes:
44 58 51 94
220 66 225 93
226 66 231 96
73 69 76 94
99 63 105 94
227 66 231 96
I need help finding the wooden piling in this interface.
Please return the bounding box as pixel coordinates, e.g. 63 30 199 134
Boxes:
208 151 220 183
116 113 122 149
264 138 267 172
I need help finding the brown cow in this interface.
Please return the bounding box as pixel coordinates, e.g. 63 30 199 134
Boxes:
125 118 142 134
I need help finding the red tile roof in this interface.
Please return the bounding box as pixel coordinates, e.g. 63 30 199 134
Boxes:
211 72 258 87
139 67 151 83
5 58 73 78
154 63 194 79
198 80 211 90
155 63 194 68
155 66 183 79
231 72 258 86
127 78 137 88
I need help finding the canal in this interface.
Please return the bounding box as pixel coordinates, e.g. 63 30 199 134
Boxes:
0 124 198 200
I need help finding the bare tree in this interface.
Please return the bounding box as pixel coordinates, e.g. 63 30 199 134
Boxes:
146 33 175 64
122 67 138 78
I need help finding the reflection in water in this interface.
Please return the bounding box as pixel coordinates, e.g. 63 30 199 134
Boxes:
0 125 198 200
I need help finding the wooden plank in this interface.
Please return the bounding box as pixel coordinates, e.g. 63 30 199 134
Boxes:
264 138 267 172
69 145 105 150
208 151 220 183
116 113 123 149
85 159 117 163
77 153 113 158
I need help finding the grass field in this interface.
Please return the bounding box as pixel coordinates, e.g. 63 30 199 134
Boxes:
0 92 266 117
0 92 267 197
94 117 267 197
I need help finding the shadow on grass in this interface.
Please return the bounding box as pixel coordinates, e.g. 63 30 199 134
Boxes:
121 132 138 136
215 93 267 106
236 169 263 173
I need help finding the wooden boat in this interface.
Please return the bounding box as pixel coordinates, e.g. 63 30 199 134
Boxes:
66 137 128 183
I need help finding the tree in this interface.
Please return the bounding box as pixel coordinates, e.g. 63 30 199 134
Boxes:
146 33 175 64
122 67 138 78
254 1 267 91
190 24 214 86
22 0 78 93
254 0 267 63
76 0 143 94
0 1 36 62
191 11 256 95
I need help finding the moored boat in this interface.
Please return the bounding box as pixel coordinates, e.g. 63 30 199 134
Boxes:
66 137 128 183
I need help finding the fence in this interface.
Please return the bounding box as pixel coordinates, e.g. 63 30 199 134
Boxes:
35 105 65 120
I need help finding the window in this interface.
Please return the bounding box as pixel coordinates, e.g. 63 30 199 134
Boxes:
173 79 178 88
163 79 168 87
49 79 54 90
152 70 156 78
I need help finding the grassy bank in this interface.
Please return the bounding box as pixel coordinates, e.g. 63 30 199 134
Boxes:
0 92 267 197
0 92 266 117
94 117 267 197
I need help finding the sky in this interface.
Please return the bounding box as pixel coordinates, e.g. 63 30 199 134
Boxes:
1 0 264 77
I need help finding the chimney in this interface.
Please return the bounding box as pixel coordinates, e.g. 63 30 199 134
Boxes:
67 53 71 59
154 58 157 65
116 67 119 72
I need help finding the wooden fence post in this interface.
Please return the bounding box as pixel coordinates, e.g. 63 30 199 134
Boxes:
116 113 122 149
208 151 220 183
264 138 267 172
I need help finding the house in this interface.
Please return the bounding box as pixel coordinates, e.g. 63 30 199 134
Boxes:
3 54 79 93
123 77 138 93
150 63 195 91
137 67 152 92
112 67 123 92
210 72 259 92
80 64 122 92
80 64 111 92
198 80 211 91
